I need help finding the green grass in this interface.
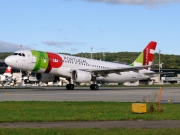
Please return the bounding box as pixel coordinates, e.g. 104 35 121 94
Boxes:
0 101 179 122
0 101 179 134
0 128 180 135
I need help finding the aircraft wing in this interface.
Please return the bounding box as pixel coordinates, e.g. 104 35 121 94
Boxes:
83 65 151 76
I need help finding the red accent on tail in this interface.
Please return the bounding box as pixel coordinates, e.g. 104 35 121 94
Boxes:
4 66 12 74
143 41 157 65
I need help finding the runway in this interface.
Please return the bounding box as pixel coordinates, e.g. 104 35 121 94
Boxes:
0 86 179 102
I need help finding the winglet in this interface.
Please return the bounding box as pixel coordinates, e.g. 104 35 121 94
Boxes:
3 66 12 76
130 41 157 69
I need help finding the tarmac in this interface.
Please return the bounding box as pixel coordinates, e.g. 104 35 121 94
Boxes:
0 120 180 128
0 86 179 102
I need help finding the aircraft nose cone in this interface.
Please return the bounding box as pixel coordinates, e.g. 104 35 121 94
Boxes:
5 56 12 66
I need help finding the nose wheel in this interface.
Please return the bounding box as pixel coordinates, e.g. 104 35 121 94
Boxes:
90 84 99 90
66 84 74 90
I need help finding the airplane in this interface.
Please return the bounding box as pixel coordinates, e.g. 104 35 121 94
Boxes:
0 66 13 85
5 41 158 90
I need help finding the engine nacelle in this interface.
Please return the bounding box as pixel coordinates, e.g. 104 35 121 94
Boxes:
71 70 92 83
36 73 57 83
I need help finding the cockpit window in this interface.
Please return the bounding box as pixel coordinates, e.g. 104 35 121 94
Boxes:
13 53 25 57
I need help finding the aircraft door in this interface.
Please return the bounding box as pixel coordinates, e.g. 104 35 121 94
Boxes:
32 53 36 63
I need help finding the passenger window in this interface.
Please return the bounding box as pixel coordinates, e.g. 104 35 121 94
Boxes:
22 53 25 57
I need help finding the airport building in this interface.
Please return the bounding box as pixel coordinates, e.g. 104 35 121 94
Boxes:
0 59 6 74
0 59 21 74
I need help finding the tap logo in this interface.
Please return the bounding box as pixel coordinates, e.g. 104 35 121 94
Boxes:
45 52 63 73
31 50 63 73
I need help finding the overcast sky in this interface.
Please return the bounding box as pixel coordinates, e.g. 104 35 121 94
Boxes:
0 0 180 54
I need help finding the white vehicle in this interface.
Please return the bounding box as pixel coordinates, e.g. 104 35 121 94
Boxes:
5 41 158 90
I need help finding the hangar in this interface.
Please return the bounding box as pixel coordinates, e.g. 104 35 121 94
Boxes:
0 59 21 74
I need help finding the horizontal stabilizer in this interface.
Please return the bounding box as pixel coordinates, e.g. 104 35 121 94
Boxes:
152 63 164 68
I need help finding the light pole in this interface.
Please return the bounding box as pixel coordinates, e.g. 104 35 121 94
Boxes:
90 46 93 59
20 44 22 50
103 52 105 61
19 44 23 84
159 49 161 84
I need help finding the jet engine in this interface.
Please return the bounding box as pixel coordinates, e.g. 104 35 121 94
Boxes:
36 73 58 83
71 70 92 83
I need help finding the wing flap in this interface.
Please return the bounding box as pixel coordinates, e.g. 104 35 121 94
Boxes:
83 65 151 76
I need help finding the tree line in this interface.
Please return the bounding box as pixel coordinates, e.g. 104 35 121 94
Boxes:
1 52 180 69
73 52 180 69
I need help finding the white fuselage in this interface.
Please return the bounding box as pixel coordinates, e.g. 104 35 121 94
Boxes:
5 50 156 83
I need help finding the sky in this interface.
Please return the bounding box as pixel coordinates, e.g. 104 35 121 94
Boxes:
0 0 180 55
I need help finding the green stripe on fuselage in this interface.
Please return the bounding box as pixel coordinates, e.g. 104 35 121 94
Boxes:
31 50 49 72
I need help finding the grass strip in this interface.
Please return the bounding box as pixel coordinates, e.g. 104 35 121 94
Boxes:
0 128 180 135
0 101 179 122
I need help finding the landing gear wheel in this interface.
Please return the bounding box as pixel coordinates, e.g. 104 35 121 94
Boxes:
90 84 99 90
66 84 74 90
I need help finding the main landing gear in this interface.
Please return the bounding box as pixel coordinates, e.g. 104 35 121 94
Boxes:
66 84 74 90
66 84 99 90
90 84 99 90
